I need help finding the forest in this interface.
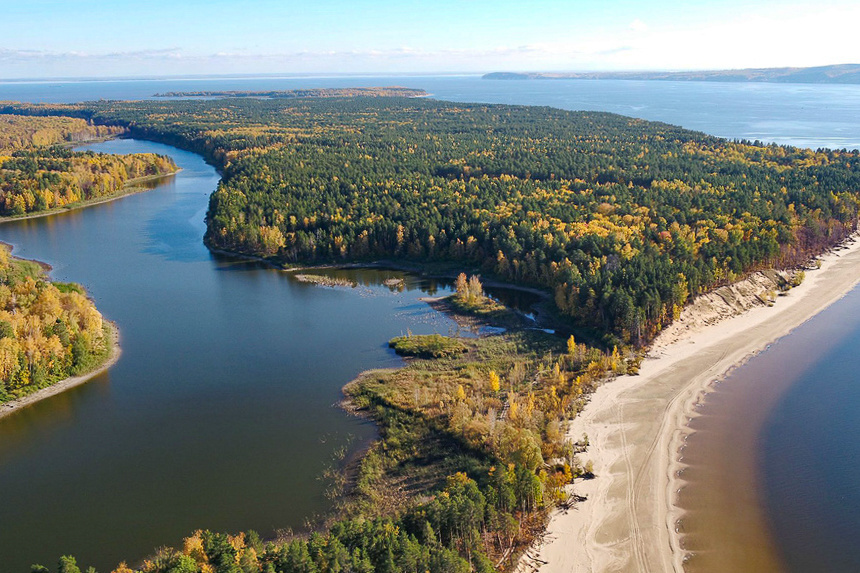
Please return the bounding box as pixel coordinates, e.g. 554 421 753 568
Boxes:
5 96 855 344
0 114 123 150
0 245 112 403
0 114 177 216
3 94 859 572
153 87 428 99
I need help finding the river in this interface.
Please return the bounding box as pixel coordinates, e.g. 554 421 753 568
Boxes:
0 138 480 571
1 76 860 571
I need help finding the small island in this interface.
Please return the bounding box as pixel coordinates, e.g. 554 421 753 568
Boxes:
388 333 468 358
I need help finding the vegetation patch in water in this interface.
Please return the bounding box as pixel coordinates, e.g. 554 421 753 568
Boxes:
388 333 467 358
293 274 357 287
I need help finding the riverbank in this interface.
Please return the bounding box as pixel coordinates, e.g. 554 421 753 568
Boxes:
0 321 121 421
209 243 551 300
208 245 566 328
522 235 860 573
0 170 180 225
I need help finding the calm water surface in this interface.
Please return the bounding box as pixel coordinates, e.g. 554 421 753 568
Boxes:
761 305 860 572
2 77 860 571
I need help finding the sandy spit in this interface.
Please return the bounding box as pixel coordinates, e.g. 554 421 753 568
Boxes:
0 323 121 421
521 236 860 573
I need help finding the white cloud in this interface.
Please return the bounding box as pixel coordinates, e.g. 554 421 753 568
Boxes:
628 19 648 33
0 47 184 62
2 4 860 78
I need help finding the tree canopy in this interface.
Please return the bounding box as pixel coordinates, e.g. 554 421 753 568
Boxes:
0 114 176 216
0 246 111 401
6 96 854 343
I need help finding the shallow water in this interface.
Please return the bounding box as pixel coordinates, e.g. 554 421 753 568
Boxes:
680 286 860 572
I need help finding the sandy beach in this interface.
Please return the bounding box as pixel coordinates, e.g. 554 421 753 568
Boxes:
0 323 121 421
521 235 860 573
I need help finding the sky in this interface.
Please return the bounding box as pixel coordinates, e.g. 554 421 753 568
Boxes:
1 0 859 79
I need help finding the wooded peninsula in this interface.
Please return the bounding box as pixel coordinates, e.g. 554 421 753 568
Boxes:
0 243 112 404
153 87 429 99
2 93 859 573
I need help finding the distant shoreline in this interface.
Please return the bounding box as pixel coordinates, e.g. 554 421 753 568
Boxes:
153 86 429 99
483 64 860 85
0 321 121 421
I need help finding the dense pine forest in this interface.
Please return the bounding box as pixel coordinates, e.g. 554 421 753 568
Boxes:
0 114 176 216
3 94 859 573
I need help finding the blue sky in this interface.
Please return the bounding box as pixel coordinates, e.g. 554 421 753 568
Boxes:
2 0 858 78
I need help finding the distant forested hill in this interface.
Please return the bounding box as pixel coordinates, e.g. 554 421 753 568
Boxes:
484 63 860 84
153 86 428 98
3 96 859 345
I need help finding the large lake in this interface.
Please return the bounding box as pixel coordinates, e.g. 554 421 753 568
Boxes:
1 76 860 571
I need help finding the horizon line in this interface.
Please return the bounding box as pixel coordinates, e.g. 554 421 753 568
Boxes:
2 63 858 84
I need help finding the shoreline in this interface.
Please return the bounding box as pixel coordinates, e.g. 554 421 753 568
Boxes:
209 245 554 300
524 234 860 573
0 170 180 225
0 321 121 421
0 137 169 416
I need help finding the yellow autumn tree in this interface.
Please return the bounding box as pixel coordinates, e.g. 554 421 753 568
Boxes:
0 245 110 401
454 272 468 298
508 398 518 420
488 370 500 392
